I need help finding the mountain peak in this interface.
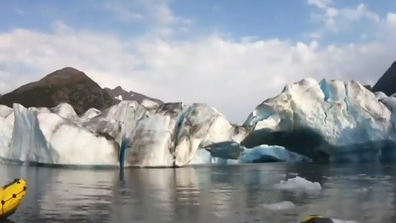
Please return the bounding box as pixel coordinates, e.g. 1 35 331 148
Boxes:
114 86 123 91
0 67 115 114
59 67 82 72
372 61 396 96
40 67 88 82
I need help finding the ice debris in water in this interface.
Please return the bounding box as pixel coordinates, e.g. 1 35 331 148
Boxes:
263 201 296 211
332 219 359 223
274 176 321 192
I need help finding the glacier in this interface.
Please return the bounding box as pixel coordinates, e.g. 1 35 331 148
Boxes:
0 77 396 167
243 78 396 162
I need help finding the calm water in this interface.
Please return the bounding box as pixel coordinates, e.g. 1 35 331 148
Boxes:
2 163 396 223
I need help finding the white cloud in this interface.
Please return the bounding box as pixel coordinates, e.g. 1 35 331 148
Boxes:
100 0 192 35
0 2 396 123
386 13 396 25
309 1 381 32
103 2 145 22
308 0 333 9
13 8 24 15
340 4 380 22
306 32 322 40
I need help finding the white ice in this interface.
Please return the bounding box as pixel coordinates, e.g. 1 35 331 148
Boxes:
263 201 296 211
141 99 160 109
2 77 396 167
189 143 311 165
274 176 321 192
240 145 311 163
188 148 238 165
244 78 395 161
332 219 359 223
10 104 58 163
172 103 250 166
122 103 250 167
124 114 175 167
0 105 14 158
5 104 120 166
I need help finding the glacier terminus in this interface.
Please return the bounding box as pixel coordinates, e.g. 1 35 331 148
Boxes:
1 78 396 168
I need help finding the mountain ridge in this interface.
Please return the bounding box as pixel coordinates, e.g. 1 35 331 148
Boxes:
0 67 161 114
104 86 163 104
372 61 396 96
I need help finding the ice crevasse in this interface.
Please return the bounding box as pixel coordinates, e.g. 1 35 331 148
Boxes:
0 78 395 167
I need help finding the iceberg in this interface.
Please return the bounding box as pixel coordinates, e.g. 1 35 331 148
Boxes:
263 201 296 211
189 142 311 165
1 77 396 167
274 176 322 193
239 145 312 163
0 105 15 158
122 103 250 167
10 104 59 163
242 78 396 162
6 104 120 166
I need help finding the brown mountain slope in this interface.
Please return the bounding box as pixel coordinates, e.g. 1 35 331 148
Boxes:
0 67 116 114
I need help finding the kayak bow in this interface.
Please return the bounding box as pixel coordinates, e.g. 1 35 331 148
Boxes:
0 178 26 219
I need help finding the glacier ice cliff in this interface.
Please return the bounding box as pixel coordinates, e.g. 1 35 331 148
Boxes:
122 103 251 167
242 78 396 162
1 77 396 167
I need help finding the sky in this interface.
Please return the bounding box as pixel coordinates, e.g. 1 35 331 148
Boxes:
0 0 396 123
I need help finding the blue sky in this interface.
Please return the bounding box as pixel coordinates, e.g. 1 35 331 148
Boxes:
2 0 395 41
0 0 396 122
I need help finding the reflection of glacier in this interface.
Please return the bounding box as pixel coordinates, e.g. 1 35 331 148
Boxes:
38 168 116 221
1 78 396 167
3 164 395 222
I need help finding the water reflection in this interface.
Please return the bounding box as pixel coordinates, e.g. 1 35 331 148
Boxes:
0 163 395 222
285 163 396 222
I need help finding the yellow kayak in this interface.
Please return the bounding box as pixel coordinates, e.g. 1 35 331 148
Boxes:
0 178 26 220
301 215 334 222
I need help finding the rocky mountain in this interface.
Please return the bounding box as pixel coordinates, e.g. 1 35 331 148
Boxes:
104 86 163 104
0 67 116 115
372 61 396 96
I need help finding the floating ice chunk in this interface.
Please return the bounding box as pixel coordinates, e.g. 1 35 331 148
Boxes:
263 201 296 211
240 145 312 163
332 219 359 223
204 141 243 160
188 148 238 165
191 143 310 165
274 176 321 192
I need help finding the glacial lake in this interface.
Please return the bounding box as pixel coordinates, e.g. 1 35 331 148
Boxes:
2 162 396 223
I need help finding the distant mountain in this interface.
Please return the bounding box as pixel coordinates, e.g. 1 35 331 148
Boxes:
104 86 163 104
372 61 396 96
0 67 116 114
